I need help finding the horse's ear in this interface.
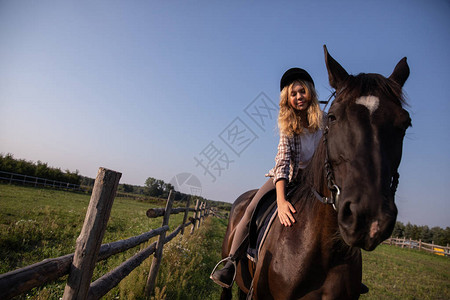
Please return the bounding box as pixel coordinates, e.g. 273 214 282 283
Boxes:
389 57 409 87
324 45 349 90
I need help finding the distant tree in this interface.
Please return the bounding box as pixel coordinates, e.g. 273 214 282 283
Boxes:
420 226 433 243
122 184 134 193
0 153 81 184
392 221 405 238
430 227 445 245
443 227 450 246
35 161 49 178
0 153 16 172
145 177 164 197
411 224 421 240
404 222 413 239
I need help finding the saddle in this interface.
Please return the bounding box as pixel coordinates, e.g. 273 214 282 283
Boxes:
246 189 277 263
246 184 299 263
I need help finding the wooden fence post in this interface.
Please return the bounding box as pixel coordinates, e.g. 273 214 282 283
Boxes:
191 199 200 234
197 202 203 229
145 190 175 296
62 168 121 300
181 196 191 235
200 202 206 225
198 202 203 227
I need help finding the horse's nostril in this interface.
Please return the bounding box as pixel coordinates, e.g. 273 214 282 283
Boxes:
342 201 352 221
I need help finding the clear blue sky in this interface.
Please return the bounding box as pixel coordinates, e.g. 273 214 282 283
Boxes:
1 1 449 228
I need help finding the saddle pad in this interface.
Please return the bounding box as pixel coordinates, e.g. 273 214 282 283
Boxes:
246 183 299 263
247 203 277 263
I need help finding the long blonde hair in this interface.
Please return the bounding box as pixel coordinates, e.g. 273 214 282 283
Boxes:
278 80 323 136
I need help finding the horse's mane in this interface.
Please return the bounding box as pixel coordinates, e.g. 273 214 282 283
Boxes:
291 136 328 213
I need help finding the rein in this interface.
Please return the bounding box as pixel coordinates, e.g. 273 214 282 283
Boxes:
311 125 341 211
311 92 341 211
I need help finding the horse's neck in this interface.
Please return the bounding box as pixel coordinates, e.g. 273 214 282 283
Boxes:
297 141 343 245
299 141 357 257
305 139 329 197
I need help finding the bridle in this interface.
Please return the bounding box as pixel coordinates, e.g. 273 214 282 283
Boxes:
311 124 341 211
312 92 400 212
311 92 340 211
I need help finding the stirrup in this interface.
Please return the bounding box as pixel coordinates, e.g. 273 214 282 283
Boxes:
209 257 237 288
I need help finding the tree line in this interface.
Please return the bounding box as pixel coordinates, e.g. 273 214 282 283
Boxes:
121 177 232 210
392 221 450 246
0 153 81 185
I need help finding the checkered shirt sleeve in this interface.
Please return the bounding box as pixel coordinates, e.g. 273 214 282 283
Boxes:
267 133 301 184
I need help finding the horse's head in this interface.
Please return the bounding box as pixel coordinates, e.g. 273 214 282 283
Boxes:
323 46 411 251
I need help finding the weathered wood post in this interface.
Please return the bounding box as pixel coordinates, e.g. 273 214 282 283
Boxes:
191 199 200 234
198 202 203 227
181 196 191 235
63 168 121 300
200 202 206 225
197 202 203 229
145 190 175 296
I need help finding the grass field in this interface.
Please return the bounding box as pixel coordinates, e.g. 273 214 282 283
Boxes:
361 244 450 299
1 184 449 299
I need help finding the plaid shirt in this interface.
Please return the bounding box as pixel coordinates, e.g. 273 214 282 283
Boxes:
267 129 322 184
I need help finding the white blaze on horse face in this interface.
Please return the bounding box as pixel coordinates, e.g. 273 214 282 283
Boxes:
356 96 379 115
369 220 380 238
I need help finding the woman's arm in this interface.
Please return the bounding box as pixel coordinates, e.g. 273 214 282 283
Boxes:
276 179 296 226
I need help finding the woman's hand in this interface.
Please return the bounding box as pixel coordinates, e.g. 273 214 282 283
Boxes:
277 197 296 226
275 179 296 226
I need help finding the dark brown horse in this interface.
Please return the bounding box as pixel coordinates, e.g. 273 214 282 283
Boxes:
220 46 411 300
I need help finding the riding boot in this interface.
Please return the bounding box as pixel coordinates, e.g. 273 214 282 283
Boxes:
210 256 236 288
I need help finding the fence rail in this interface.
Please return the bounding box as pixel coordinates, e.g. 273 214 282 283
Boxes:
0 170 84 191
0 167 212 300
383 237 450 257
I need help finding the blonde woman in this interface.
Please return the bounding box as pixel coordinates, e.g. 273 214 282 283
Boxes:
211 68 324 288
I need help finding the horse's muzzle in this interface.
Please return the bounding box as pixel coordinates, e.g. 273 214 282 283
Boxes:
338 195 397 251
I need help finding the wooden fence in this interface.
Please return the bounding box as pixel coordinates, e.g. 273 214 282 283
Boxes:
0 170 84 191
0 167 211 300
383 237 450 257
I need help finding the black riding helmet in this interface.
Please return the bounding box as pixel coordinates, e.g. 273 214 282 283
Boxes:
280 68 315 91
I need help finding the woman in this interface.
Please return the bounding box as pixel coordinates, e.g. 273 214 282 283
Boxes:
210 67 323 288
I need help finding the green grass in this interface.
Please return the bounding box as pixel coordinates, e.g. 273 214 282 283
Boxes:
1 184 450 299
0 184 196 299
114 217 227 300
361 244 450 300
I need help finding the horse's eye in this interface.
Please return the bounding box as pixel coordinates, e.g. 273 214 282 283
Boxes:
327 114 337 123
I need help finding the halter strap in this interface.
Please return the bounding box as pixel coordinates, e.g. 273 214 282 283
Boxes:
311 185 340 211
319 91 336 111
311 124 341 211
